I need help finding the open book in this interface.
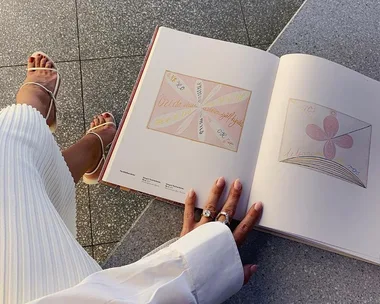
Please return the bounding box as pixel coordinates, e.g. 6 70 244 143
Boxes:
100 27 380 265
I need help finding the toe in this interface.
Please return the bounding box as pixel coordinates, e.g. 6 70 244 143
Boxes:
90 121 95 128
93 116 100 126
98 115 105 125
103 112 115 124
27 56 35 70
35 54 41 67
40 56 47 68
46 60 52 69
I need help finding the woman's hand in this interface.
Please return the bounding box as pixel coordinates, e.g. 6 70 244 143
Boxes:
180 177 263 284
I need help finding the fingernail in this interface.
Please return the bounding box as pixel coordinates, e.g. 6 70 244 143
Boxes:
216 176 225 188
104 113 110 118
188 188 195 198
234 178 242 190
254 202 263 212
250 265 258 273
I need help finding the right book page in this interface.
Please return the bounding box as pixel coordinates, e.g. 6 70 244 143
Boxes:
250 54 380 264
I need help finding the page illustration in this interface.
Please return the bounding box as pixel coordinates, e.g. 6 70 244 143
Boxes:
147 71 251 152
279 99 372 188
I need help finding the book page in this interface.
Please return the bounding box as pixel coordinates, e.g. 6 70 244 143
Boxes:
250 54 380 263
103 27 279 219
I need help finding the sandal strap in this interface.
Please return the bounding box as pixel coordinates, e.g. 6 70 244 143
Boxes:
86 121 116 134
19 82 57 120
27 67 59 73
84 132 107 176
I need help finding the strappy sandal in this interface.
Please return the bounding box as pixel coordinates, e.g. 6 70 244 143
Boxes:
83 112 117 185
19 51 60 133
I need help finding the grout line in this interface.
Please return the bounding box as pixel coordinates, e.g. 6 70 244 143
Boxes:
238 0 252 46
101 198 156 267
73 0 96 248
92 241 120 247
80 54 146 62
267 0 309 51
83 245 94 257
0 55 145 70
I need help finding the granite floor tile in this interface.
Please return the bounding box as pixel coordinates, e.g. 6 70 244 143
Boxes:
253 43 271 51
0 0 79 67
0 65 24 110
241 0 304 45
225 230 380 303
83 246 94 259
81 57 144 124
93 242 119 265
77 0 249 59
104 199 184 268
90 184 152 244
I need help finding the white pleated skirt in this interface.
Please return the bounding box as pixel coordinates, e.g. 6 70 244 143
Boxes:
0 104 101 304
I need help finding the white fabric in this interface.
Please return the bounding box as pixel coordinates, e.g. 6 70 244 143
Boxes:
0 104 244 304
29 222 243 304
0 105 101 304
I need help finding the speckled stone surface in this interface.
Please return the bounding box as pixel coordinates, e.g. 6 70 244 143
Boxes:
269 0 380 82
0 0 79 66
225 231 380 304
77 0 249 59
103 199 183 269
93 242 119 264
81 56 144 124
241 0 304 45
83 246 94 258
89 185 152 244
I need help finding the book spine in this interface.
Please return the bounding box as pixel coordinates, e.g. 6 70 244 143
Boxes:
99 26 160 183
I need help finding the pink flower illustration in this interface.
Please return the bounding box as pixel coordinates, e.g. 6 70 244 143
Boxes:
306 114 353 160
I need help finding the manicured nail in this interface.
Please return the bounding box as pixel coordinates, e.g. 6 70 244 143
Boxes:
234 178 242 191
188 188 195 198
29 57 34 62
254 202 263 212
250 265 258 273
104 113 110 118
216 176 225 188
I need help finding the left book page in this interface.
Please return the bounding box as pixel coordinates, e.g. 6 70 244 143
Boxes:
101 27 279 219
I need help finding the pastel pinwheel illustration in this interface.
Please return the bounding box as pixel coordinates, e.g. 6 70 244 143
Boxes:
306 113 353 160
148 71 251 152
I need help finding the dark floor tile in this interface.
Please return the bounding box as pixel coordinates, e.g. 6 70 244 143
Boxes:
90 184 152 244
226 230 380 303
103 199 183 268
252 44 270 51
93 242 119 265
81 57 144 124
83 246 94 258
77 0 248 59
241 0 304 45
0 0 79 66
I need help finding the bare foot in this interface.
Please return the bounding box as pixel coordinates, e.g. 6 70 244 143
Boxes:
16 53 58 127
85 113 117 177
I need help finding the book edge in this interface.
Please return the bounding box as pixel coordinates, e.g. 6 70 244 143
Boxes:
99 25 160 183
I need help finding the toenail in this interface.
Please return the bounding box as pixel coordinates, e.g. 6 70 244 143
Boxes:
104 113 110 118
